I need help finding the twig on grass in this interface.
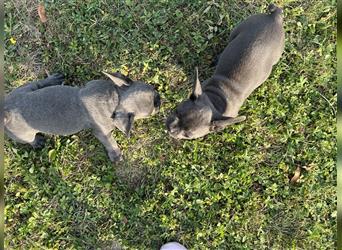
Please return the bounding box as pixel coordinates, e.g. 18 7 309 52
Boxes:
317 90 336 116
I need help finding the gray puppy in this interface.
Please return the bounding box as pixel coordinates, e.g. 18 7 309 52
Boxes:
4 72 161 162
166 4 285 139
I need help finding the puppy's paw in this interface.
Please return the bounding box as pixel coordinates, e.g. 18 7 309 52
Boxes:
109 151 123 162
48 73 64 80
48 73 65 84
32 134 46 149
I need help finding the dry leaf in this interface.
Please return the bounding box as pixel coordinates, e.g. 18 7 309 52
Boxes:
290 166 302 184
38 4 47 23
302 165 314 171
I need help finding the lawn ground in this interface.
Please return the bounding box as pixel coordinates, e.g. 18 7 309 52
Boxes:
4 0 336 249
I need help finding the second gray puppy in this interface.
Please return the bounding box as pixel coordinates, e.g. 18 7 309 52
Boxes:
166 4 285 139
5 72 161 162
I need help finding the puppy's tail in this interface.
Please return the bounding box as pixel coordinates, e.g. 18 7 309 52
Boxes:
268 4 283 21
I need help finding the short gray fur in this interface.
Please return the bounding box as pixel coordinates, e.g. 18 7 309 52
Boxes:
5 72 161 162
166 4 285 139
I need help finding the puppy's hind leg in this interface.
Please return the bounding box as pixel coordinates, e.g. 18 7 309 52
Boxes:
93 128 123 162
31 134 46 149
13 73 65 94
36 73 65 89
5 126 43 148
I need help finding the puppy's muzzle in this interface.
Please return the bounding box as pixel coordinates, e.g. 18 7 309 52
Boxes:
166 114 180 138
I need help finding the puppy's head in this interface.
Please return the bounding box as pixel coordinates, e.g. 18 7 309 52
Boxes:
166 68 245 139
103 71 161 137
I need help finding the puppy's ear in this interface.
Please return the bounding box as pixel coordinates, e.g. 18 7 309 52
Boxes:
112 112 135 137
190 67 202 100
102 71 130 87
210 116 246 132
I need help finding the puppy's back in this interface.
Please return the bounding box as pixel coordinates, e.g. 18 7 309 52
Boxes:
214 6 284 87
6 85 89 135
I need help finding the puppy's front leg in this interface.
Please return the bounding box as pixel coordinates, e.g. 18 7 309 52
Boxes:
93 129 123 162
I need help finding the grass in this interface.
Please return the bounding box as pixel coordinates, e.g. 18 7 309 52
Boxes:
4 0 336 249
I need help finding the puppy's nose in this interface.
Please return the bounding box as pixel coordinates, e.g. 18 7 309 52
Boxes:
154 93 161 109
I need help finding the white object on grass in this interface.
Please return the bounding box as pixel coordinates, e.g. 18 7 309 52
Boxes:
160 242 187 250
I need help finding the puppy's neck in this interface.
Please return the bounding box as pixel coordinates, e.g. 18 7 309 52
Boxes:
198 93 224 121
204 75 246 117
